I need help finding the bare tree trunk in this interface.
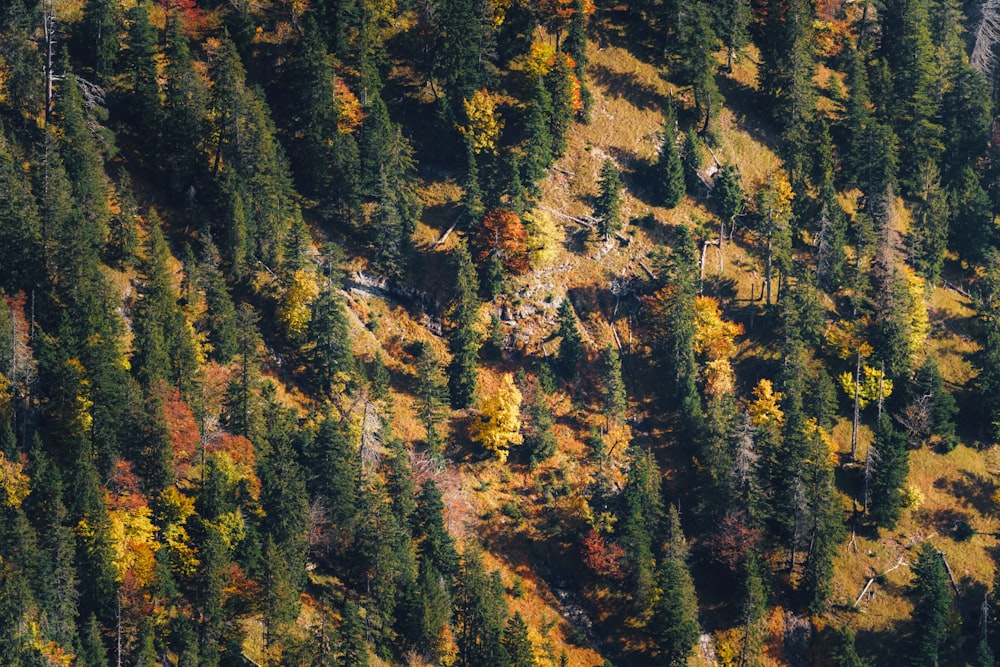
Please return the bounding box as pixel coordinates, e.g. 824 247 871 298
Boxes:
851 349 861 461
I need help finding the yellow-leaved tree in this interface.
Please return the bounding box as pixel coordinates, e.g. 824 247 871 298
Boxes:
277 268 320 340
0 450 30 509
694 296 743 396
748 378 783 428
838 364 893 410
461 89 503 154
474 373 524 462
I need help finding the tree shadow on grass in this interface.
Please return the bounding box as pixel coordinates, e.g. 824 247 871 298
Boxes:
590 63 671 112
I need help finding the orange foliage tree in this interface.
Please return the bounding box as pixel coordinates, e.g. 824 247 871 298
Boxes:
475 209 530 274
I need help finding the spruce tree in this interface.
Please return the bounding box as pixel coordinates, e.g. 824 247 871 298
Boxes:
503 612 535 667
949 166 993 266
447 241 481 408
556 297 584 379
601 345 627 428
594 158 624 239
526 388 557 467
415 343 449 453
649 507 700 666
868 413 909 528
654 110 685 208
830 627 868 667
909 543 955 666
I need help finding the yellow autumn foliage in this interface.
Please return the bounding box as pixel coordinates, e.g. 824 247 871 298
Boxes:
523 209 562 268
0 373 11 422
904 267 930 359
461 89 503 154
704 358 736 397
109 505 158 584
838 365 893 410
523 42 557 78
473 373 523 463
0 450 30 509
694 296 743 361
277 268 320 340
749 379 783 428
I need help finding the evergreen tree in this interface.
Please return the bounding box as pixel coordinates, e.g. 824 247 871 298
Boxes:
121 3 161 140
830 627 868 667
306 409 360 538
714 0 750 71
415 343 449 452
974 250 1000 441
556 297 584 379
79 0 119 84
455 546 509 667
526 388 557 467
339 599 369 667
673 2 719 132
545 54 576 158
522 82 554 196
649 507 700 666
412 479 460 578
682 128 704 195
816 185 849 292
878 0 943 192
868 413 909 529
310 286 355 396
594 159 624 239
909 543 956 666
601 345 627 428
654 109 685 208
950 166 993 266
502 612 535 667
908 161 949 285
161 11 210 200
620 446 663 610
448 241 481 408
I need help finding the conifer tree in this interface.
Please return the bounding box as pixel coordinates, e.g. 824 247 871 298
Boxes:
601 345 627 428
310 286 355 397
80 0 119 84
620 446 663 610
908 161 949 285
122 3 160 139
545 54 576 158
53 54 111 245
682 129 704 195
412 479 460 578
526 387 557 467
649 507 700 666
910 543 955 666
455 546 509 667
595 159 624 239
415 343 449 453
868 413 909 528
448 241 481 408
503 612 535 667
556 297 584 380
950 167 993 266
306 409 360 537
714 0 750 71
161 12 210 199
654 109 685 208
673 3 719 132
830 627 868 667
339 599 369 667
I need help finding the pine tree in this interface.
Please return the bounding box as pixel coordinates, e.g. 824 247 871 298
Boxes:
339 599 369 667
526 388 557 467
830 627 868 667
80 0 119 84
601 345 627 428
545 54 576 159
909 543 955 666
594 159 624 239
950 166 993 266
649 507 700 666
908 161 949 285
503 612 535 667
556 297 584 379
620 446 663 610
654 110 685 208
455 545 509 667
448 241 481 408
673 2 719 132
868 413 909 528
412 479 460 578
121 3 161 139
415 343 449 453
